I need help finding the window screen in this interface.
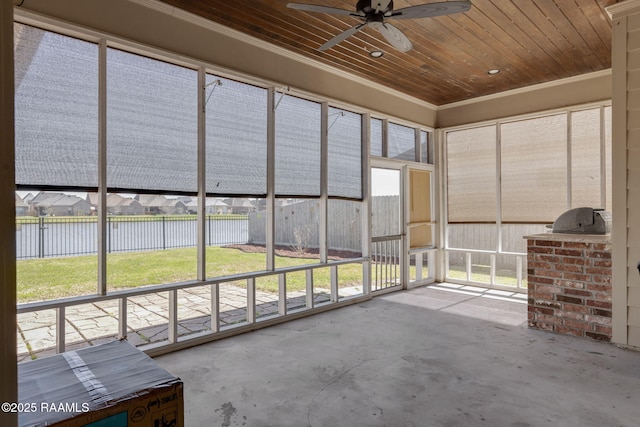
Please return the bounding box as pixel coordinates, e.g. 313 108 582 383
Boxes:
328 107 362 199
571 108 602 209
275 94 321 196
388 122 415 161
501 114 567 222
107 48 198 193
446 126 497 222
370 118 383 157
14 23 98 188
206 76 267 195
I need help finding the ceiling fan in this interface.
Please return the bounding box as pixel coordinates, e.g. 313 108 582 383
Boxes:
287 0 471 53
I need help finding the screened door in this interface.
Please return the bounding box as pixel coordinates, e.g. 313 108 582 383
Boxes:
371 167 403 292
406 167 435 287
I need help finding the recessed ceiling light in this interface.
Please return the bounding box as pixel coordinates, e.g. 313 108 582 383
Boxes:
488 69 501 75
370 50 384 58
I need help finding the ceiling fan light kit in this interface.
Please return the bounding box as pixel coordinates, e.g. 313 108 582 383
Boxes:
287 0 471 53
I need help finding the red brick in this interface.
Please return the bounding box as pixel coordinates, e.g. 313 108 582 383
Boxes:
563 241 590 249
590 308 612 318
529 306 555 315
529 276 555 285
529 261 552 270
529 320 554 331
536 269 564 278
563 288 592 297
529 246 554 254
586 283 611 292
585 331 611 342
563 273 591 281
562 310 586 320
537 313 562 325
557 294 583 305
592 259 612 268
586 300 612 310
556 280 585 289
532 300 562 309
563 304 589 314
586 250 611 259
594 324 612 336
586 315 612 326
591 275 612 284
561 257 589 266
554 264 584 273
531 284 561 294
590 292 612 302
564 318 589 331
535 254 561 263
592 243 611 251
555 248 584 257
586 267 611 275
535 240 562 247
555 325 584 337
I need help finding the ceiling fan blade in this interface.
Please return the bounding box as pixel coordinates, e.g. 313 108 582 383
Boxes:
319 23 366 51
369 22 413 52
389 0 471 20
287 3 362 17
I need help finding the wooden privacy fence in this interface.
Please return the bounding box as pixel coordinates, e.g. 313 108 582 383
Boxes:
248 196 401 252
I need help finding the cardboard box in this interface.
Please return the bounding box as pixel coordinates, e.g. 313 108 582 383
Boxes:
18 340 183 427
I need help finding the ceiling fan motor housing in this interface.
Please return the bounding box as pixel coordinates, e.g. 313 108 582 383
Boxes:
357 0 394 15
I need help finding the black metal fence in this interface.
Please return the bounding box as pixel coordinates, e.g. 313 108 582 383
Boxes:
16 215 249 259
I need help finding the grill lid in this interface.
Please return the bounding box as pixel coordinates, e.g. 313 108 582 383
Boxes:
551 207 611 234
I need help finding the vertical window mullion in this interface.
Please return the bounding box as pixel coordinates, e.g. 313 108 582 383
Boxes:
382 119 389 158
197 67 206 281
414 128 420 163
362 113 371 294
496 122 502 254
266 87 276 270
600 105 607 209
320 102 328 263
98 39 107 296
567 111 573 210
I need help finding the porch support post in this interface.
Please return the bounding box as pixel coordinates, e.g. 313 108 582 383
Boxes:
0 1 17 424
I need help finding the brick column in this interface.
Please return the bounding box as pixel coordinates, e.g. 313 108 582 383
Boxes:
526 234 612 341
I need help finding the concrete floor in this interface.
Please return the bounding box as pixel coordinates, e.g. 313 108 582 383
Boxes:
156 285 640 427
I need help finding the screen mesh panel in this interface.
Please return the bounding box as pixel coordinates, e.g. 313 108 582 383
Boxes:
446 126 497 222
206 76 267 195
107 48 198 193
370 118 383 157
14 24 99 188
571 108 602 209
501 114 567 222
275 94 321 196
328 107 362 199
388 122 415 161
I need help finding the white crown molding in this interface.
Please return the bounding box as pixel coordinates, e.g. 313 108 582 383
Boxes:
127 0 438 111
607 0 640 20
437 69 612 111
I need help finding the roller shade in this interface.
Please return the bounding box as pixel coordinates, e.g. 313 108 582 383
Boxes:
107 48 198 193
14 23 99 189
328 107 362 199
275 94 321 196
446 125 497 222
501 114 567 222
206 76 267 195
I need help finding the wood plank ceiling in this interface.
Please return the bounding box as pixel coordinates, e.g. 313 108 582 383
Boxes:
158 0 617 106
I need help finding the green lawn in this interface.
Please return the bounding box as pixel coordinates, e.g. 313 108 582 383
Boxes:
17 247 364 303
